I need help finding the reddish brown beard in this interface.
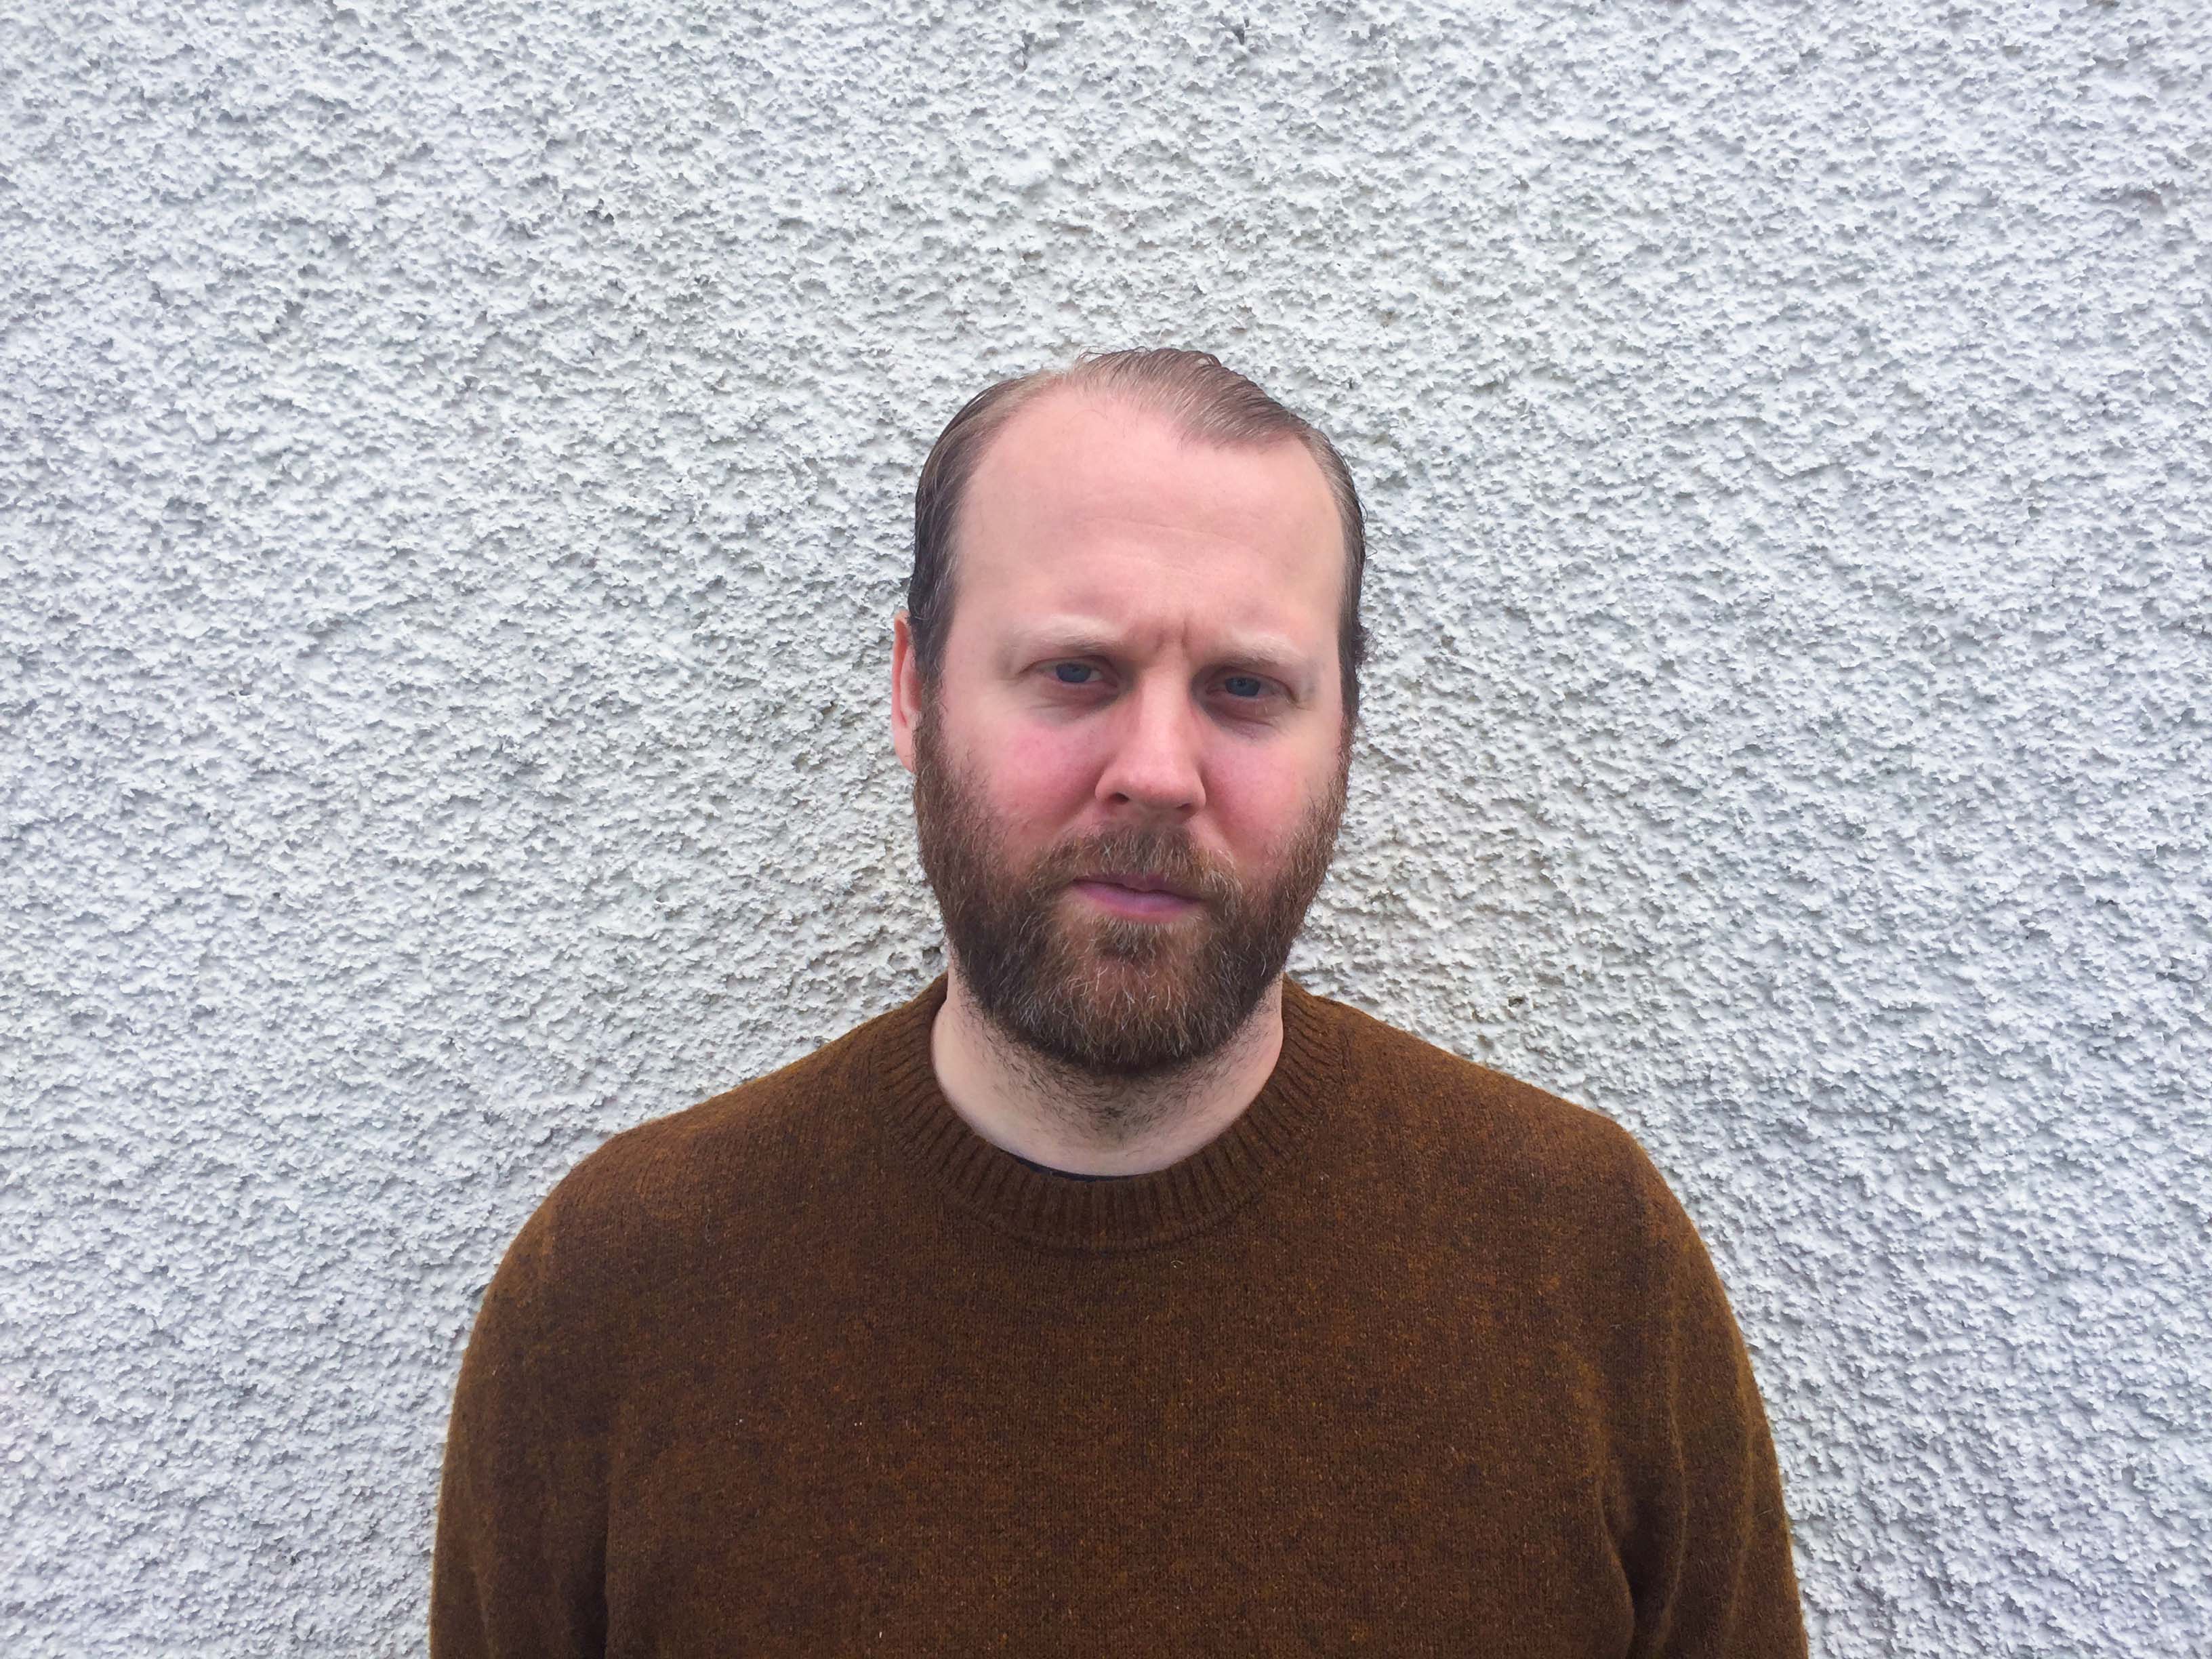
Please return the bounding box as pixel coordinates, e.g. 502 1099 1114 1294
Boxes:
910 695 1348 1077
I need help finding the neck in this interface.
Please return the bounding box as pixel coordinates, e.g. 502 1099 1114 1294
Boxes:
928 962 1287 1178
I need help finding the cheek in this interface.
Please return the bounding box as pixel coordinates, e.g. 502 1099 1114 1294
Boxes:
985 724 1101 826
1204 744 1317 857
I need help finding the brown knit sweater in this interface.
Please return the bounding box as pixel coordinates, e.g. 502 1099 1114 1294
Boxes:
431 975 1805 1656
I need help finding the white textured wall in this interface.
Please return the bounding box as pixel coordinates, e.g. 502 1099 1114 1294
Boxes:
5 1 2207 1652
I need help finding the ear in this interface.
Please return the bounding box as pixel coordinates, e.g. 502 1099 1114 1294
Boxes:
890 609 922 776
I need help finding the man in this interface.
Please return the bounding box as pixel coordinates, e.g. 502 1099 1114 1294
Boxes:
431 349 1807 1655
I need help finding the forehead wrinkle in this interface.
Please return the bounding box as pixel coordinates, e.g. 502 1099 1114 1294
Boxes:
1012 472 1328 567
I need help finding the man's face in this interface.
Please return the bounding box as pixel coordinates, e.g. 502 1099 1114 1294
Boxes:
894 390 1352 1079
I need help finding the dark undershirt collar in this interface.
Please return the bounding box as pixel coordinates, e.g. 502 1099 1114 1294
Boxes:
1005 1149 1124 1181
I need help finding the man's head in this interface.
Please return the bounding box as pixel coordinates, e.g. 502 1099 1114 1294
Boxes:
890 349 1367 1080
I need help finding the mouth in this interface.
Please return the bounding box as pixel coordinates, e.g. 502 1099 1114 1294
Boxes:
1068 872 1204 919
1080 872 1197 899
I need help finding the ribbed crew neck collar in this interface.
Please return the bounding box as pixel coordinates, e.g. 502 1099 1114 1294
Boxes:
867 972 1343 1253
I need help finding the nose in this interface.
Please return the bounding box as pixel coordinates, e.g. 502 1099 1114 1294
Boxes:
1094 676 1206 819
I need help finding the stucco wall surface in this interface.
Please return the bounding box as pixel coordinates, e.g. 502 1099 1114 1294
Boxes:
4 0 2207 1652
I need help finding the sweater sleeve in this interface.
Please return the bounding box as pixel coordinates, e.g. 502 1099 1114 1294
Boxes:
430 1187 611 1659
1618 1148 1808 1659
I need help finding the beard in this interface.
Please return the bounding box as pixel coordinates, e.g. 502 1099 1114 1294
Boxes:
909 693 1348 1080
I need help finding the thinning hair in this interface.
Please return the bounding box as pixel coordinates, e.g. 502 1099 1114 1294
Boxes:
906 348 1370 729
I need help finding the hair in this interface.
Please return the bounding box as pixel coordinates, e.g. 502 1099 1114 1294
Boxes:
906 348 1370 731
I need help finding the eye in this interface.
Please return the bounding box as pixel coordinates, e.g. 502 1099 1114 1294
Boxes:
1050 662 1101 687
1220 674 1271 701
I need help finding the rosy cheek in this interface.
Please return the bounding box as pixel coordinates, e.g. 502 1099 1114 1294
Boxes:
1202 744 1309 851
989 722 1101 821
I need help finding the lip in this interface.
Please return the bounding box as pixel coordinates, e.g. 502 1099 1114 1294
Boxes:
1081 872 1196 899
1069 878 1201 919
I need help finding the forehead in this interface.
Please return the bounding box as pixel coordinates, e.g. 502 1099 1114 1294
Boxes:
949 390 1345 656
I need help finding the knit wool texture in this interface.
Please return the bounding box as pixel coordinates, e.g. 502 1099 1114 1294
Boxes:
430 975 1806 1656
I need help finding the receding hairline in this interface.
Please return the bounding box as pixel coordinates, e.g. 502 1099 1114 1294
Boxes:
965 380 1339 516
941 381 1355 605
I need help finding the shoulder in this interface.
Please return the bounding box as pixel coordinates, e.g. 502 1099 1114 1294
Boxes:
1297 984 1708 1272
1309 987 1656 1193
454 1006 903 1418
495 1004 891 1298
1300 985 1734 1341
